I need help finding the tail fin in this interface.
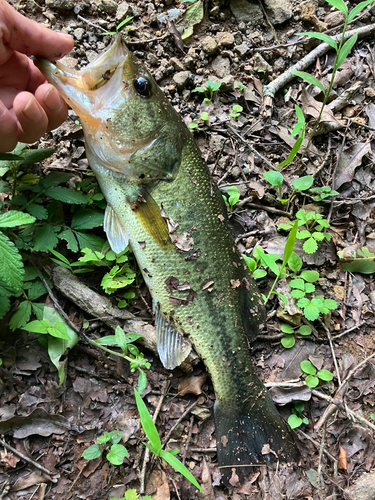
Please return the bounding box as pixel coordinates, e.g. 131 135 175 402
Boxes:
214 391 298 485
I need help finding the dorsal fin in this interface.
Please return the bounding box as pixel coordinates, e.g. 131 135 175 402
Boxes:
104 204 129 254
155 308 191 369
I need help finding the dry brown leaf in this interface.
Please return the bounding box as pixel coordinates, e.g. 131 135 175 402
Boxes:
145 469 170 500
178 372 209 396
334 142 371 190
197 459 215 500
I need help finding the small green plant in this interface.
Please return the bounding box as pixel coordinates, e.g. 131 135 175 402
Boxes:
188 111 210 130
236 81 247 92
371 414 375 420
288 401 309 429
111 491 152 500
309 186 339 201
278 209 331 254
192 80 222 103
82 430 128 465
230 104 243 118
242 246 278 280
223 186 240 211
94 327 150 394
280 323 312 349
101 16 134 36
293 0 374 154
263 172 313 204
279 104 306 169
134 389 202 491
300 359 333 388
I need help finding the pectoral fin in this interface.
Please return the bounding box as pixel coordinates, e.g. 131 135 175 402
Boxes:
155 309 191 369
104 204 129 254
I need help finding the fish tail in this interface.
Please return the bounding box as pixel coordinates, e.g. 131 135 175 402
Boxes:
214 390 298 484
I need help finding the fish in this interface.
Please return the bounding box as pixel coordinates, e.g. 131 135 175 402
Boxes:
35 35 298 483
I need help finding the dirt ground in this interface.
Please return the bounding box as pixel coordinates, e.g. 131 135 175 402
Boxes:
2 0 375 498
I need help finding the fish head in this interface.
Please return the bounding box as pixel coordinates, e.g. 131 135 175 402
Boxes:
35 35 186 183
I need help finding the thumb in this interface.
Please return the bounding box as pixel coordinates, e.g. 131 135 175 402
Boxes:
0 0 73 61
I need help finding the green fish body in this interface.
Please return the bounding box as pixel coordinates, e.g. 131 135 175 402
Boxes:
36 36 297 482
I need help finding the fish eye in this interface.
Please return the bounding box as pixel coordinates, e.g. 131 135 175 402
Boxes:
134 77 151 97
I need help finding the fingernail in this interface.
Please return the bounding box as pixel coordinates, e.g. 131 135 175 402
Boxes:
44 87 62 111
23 97 43 120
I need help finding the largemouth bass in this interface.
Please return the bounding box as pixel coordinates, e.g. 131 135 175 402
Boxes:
35 36 298 482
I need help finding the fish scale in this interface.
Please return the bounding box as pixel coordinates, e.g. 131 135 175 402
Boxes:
35 35 298 484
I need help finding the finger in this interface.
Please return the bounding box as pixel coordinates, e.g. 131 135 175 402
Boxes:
0 0 74 61
0 101 18 152
35 83 68 132
13 92 48 144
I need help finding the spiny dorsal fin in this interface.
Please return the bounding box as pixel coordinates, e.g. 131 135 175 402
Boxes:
155 308 191 369
104 204 129 254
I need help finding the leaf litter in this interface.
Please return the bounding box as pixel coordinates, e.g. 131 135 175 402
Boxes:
2 0 375 498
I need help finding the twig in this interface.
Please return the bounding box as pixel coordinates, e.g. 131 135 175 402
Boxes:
77 14 107 32
127 34 169 45
256 0 279 44
315 350 375 431
317 424 326 496
332 321 365 340
236 199 292 216
313 135 332 180
296 429 337 463
263 24 375 104
170 477 182 500
182 415 195 466
162 399 199 448
0 438 52 476
140 383 169 494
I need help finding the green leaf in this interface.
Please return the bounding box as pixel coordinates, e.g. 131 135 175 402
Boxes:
292 71 326 94
348 0 374 22
336 34 358 70
28 279 47 301
281 335 295 349
115 326 128 353
317 369 333 381
200 111 209 121
288 414 303 429
76 232 106 252
227 186 240 207
253 269 267 279
312 232 325 242
71 208 104 230
298 325 312 336
44 306 79 386
278 134 304 168
106 444 128 465
40 171 72 188
305 375 319 388
26 204 48 220
301 360 316 375
23 319 50 334
58 229 79 252
271 291 288 306
0 152 23 161
263 171 284 188
278 223 293 231
82 444 102 460
0 231 24 292
31 302 44 320
303 238 318 254
282 221 298 269
134 389 162 453
19 147 55 165
138 370 148 395
0 211 36 228
33 224 59 252
306 469 319 488
297 32 338 50
324 298 338 311
325 0 348 15
242 255 256 271
48 322 70 340
292 176 313 192
9 300 32 331
192 86 205 93
302 300 320 321
304 283 315 294
290 289 305 299
289 278 305 290
300 270 319 282
256 247 280 276
0 295 11 319
45 187 87 204
159 449 202 491
280 323 294 334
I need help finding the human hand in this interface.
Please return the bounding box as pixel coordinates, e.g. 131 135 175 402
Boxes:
0 0 74 152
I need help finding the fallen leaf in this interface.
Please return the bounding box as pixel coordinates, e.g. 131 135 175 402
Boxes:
178 372 209 396
338 446 348 473
197 459 215 500
333 142 371 190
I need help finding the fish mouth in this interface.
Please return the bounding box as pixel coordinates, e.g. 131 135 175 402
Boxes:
34 35 130 119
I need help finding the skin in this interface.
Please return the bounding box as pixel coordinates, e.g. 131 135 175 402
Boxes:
0 0 74 152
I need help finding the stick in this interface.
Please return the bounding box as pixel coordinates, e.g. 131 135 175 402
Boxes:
0 438 52 476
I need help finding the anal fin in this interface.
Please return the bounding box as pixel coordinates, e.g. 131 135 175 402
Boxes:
155 308 191 369
104 204 129 254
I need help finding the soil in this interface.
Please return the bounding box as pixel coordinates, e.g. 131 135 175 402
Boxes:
2 0 375 499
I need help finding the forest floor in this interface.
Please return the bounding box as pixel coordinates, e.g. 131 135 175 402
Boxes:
2 0 375 499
